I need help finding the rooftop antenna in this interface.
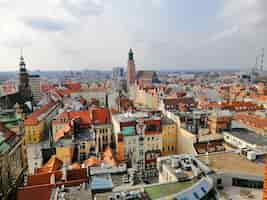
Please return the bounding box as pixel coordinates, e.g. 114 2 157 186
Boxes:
255 55 258 71
20 47 23 57
260 48 264 72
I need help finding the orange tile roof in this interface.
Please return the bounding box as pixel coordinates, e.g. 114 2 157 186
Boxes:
56 111 91 127
54 123 72 142
70 163 81 170
235 113 267 129
64 81 81 90
17 184 54 200
19 168 88 200
83 156 101 167
90 107 111 125
37 155 63 174
24 101 56 126
28 171 62 186
102 147 117 167
117 142 124 162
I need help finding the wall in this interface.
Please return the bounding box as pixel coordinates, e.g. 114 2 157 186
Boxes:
178 128 197 155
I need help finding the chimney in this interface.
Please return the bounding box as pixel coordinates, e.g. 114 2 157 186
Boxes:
105 93 109 108
61 159 67 181
50 173 55 184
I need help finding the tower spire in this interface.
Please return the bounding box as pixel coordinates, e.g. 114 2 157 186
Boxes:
128 48 134 61
19 48 26 70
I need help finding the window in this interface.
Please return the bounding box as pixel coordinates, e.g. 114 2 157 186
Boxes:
193 192 200 199
201 187 207 194
80 143 86 149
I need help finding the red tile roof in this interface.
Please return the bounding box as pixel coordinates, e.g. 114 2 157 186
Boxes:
24 101 56 126
70 163 81 169
102 147 117 167
37 155 63 174
235 113 267 129
56 110 91 128
54 123 72 142
90 107 111 125
17 184 54 200
28 171 61 186
83 156 101 167
64 81 81 91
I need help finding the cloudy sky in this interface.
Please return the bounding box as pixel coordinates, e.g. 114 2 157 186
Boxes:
0 0 266 71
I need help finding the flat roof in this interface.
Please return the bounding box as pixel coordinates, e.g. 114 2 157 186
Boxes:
198 152 264 176
112 112 160 123
144 179 197 200
224 128 267 146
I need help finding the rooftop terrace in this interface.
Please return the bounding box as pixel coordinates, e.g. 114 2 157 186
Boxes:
144 179 197 200
198 152 264 176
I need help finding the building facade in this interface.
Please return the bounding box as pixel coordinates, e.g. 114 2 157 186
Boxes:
0 123 27 200
161 117 178 156
24 101 59 144
29 75 41 104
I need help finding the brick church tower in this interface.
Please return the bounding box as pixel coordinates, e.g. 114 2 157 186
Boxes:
127 48 136 87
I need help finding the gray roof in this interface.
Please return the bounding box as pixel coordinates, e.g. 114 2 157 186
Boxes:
225 128 267 146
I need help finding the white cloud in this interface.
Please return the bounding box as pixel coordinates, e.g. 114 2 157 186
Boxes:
0 0 267 71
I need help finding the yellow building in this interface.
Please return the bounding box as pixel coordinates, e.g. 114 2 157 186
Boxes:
161 117 178 156
56 146 74 164
24 121 44 144
24 101 59 144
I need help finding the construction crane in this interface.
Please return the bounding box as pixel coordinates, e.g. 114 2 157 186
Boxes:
260 48 265 72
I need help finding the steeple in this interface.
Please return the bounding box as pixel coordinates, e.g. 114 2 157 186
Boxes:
128 48 134 61
19 49 26 71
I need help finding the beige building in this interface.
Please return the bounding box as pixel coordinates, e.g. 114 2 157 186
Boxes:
0 124 27 200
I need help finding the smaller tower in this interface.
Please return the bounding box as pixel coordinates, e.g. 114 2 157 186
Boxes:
261 48 265 72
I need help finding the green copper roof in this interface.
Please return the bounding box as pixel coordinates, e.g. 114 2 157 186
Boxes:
122 126 135 136
0 142 10 154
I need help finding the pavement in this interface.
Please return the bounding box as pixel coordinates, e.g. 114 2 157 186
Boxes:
220 186 262 200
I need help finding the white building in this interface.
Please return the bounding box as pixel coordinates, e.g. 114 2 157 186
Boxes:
223 128 267 152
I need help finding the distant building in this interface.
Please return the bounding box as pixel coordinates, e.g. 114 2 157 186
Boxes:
127 48 136 87
29 75 41 104
223 128 267 152
112 67 124 80
136 70 159 85
208 111 232 134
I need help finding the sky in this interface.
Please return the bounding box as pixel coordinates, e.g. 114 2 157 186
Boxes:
0 0 267 71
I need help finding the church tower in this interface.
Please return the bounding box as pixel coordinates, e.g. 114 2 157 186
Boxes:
18 55 32 102
127 48 136 87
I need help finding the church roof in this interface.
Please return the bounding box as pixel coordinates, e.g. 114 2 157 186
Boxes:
136 70 157 80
